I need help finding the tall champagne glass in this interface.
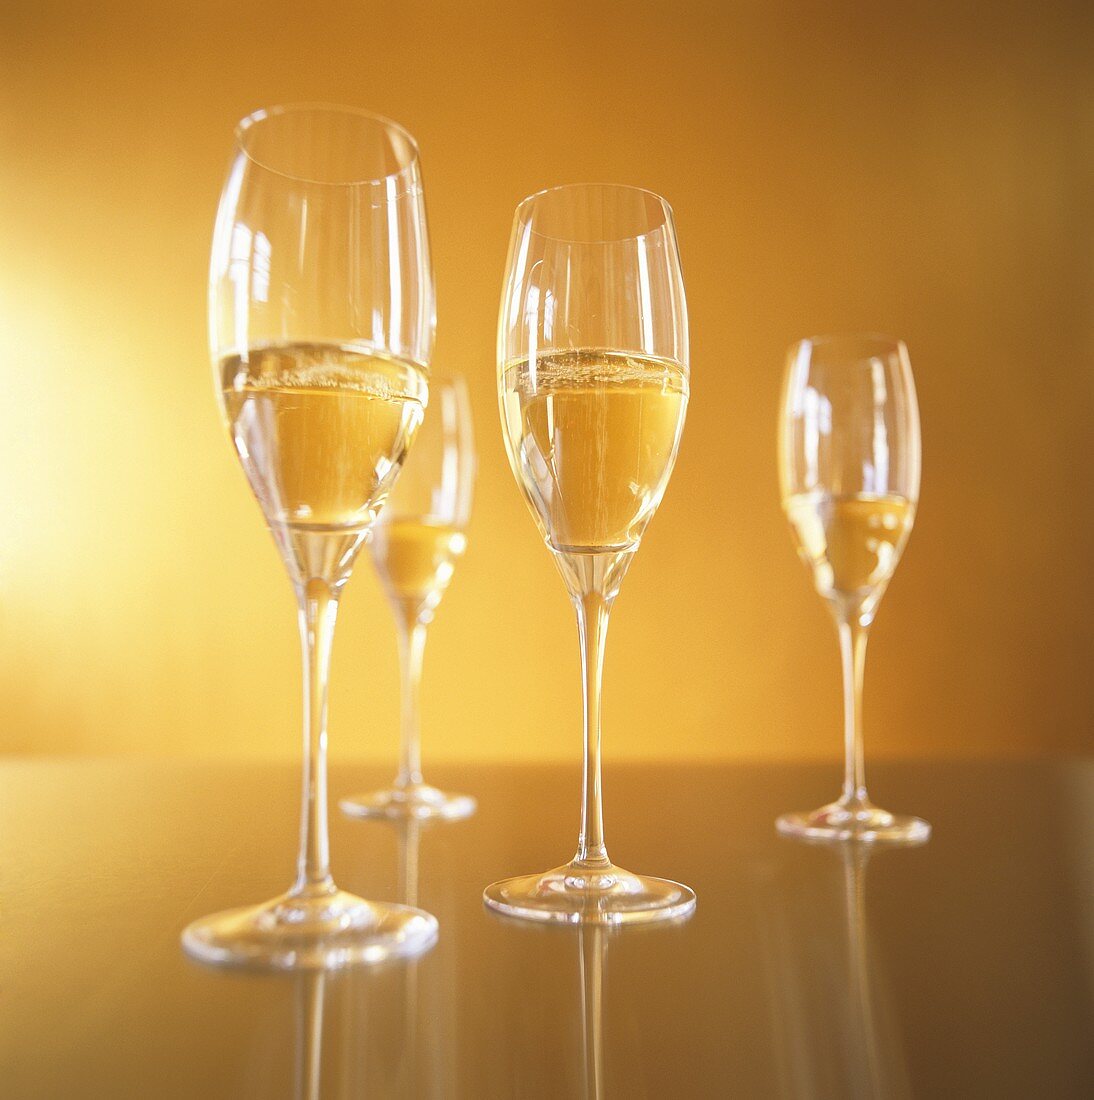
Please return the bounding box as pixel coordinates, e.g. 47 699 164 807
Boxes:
341 376 477 820
485 184 696 924
182 104 439 967
777 335 930 842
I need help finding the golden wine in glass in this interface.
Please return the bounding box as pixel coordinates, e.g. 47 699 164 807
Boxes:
500 350 689 553
371 520 466 607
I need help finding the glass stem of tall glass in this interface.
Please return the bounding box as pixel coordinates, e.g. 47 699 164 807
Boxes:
564 552 631 877
485 182 697 924
181 103 440 968
296 576 342 901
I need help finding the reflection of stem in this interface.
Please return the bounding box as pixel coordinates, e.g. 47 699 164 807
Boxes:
839 841 913 1100
763 839 917 1098
842 843 881 1098
397 817 422 910
578 925 606 1100
398 818 422 1091
295 970 326 1100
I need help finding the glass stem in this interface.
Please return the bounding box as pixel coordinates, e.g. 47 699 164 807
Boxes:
292 577 341 898
838 616 870 807
394 608 428 790
574 590 612 868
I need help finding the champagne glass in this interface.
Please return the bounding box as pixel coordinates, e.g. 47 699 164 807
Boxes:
182 104 439 967
341 376 477 820
485 183 695 924
777 335 930 842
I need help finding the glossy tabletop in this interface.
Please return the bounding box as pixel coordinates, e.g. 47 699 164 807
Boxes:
0 758 1091 1098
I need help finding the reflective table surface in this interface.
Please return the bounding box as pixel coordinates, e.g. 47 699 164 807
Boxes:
1 758 1091 1098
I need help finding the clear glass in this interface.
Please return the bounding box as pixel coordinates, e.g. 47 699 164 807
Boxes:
486 183 696 924
777 335 930 842
182 104 439 968
341 376 477 820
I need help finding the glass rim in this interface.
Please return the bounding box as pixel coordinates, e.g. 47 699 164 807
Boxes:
514 182 676 244
234 102 423 186
791 333 908 358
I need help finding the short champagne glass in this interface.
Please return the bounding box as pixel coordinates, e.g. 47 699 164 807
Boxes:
485 183 696 924
777 335 929 842
182 104 439 968
341 375 477 821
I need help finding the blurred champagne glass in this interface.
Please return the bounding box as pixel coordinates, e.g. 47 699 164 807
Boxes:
485 183 695 924
341 376 476 821
777 335 929 842
182 104 438 968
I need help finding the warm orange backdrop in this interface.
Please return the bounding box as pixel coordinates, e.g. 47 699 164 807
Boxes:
1 1 1091 762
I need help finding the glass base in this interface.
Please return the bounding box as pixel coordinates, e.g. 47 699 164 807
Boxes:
181 887 438 970
776 800 931 843
483 861 696 926
340 782 476 822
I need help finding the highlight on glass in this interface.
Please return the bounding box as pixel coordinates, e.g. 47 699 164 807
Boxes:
341 375 477 821
182 104 439 968
485 183 696 924
776 334 930 843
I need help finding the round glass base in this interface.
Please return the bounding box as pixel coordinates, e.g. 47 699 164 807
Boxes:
340 783 476 822
776 801 931 843
483 861 696 926
181 887 438 970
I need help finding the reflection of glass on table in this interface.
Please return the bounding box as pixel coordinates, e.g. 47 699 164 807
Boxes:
763 838 924 1099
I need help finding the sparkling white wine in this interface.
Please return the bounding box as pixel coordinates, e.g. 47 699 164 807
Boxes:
370 519 466 612
220 342 427 532
785 492 914 605
500 350 688 553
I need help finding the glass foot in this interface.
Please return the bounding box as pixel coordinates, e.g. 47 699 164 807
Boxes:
340 782 476 822
776 800 931 843
181 886 438 970
483 861 696 926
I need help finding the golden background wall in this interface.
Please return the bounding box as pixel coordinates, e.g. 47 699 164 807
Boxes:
1 1 1091 762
